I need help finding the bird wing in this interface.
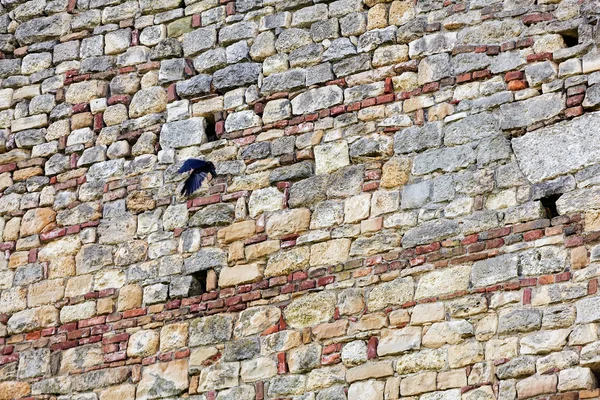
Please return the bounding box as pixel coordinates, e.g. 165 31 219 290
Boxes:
181 170 208 196
178 159 212 174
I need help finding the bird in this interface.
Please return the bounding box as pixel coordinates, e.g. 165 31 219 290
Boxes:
177 158 217 196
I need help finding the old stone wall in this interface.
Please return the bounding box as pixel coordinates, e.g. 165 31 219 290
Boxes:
2 0 600 399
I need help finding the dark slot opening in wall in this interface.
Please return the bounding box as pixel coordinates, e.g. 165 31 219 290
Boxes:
561 31 579 47
540 194 562 219
190 270 207 296
205 115 218 142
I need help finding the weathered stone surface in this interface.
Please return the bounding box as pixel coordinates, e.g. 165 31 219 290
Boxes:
291 86 343 115
513 111 600 184
415 265 471 300
378 327 421 356
189 314 233 346
284 292 336 329
499 92 565 130
160 117 207 149
136 360 188 400
471 254 519 287
368 276 414 311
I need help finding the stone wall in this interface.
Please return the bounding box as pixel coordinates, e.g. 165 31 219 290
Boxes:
2 0 600 398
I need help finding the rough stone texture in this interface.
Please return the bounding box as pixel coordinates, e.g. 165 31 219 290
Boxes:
0 1 595 399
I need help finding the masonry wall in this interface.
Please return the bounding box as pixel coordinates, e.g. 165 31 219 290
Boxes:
2 0 600 399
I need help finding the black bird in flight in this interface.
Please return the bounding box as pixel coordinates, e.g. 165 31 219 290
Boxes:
178 159 217 196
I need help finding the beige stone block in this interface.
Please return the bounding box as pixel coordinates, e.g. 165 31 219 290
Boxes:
411 302 444 325
27 279 64 307
49 256 76 279
219 264 263 287
485 337 518 360
137 359 189 399
314 141 349 175
160 323 189 352
448 340 483 368
0 382 30 399
266 209 311 239
378 327 421 356
3 217 19 242
380 156 411 188
338 288 365 316
127 329 159 358
245 240 280 261
571 246 589 269
463 385 495 400
312 319 348 340
348 379 385 400
65 80 107 104
396 348 446 374
309 238 351 267
118 284 143 311
344 193 371 223
438 369 467 390
241 357 278 383
389 0 415 25
422 320 473 349
265 246 310 277
520 329 570 355
516 374 557 399
367 3 388 30
368 276 414 311
400 371 437 396
346 361 394 383
20 208 56 237
190 346 218 373
284 292 336 329
389 309 410 326
217 220 256 243
99 384 136 400
349 312 388 334
192 96 224 117
557 367 598 391
415 265 471 300
97 298 114 315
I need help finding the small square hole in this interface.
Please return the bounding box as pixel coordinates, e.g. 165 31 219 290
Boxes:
540 194 562 219
189 270 207 296
561 31 579 47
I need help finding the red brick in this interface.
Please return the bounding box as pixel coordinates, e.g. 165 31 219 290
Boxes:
508 80 528 91
317 276 335 286
50 340 78 351
255 382 264 400
504 71 524 82
167 83 178 102
522 12 553 25
192 14 201 27
367 336 378 359
527 52 553 62
422 82 440 93
104 351 127 363
589 279 598 295
299 280 316 290
103 332 129 344
516 37 535 49
567 94 585 107
321 353 340 365
472 69 492 80
277 352 287 374
192 194 221 207
523 288 532 305
456 73 471 83
523 229 544 241
330 105 346 116
568 107 584 121
78 316 106 328
501 41 516 52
